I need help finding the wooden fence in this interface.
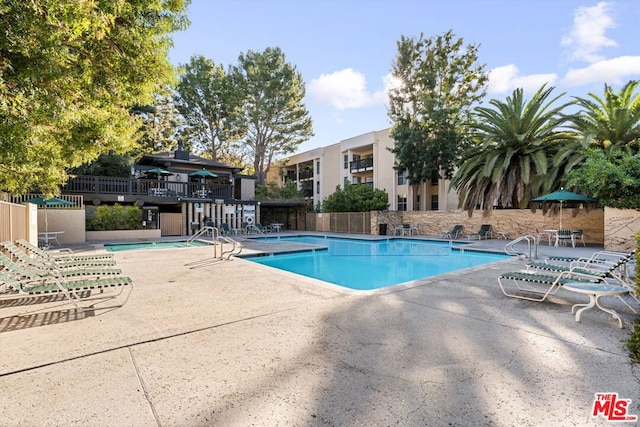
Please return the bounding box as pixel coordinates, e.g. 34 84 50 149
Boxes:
306 212 371 234
0 201 30 242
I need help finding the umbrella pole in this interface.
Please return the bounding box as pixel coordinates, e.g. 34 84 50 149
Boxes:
559 201 563 229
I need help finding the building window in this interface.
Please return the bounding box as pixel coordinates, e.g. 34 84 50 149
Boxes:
397 169 408 185
343 154 348 169
316 161 320 174
316 181 320 194
431 194 439 210
414 195 421 211
343 176 349 186
365 176 374 188
397 195 407 211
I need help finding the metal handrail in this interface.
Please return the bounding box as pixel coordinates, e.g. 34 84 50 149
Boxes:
187 226 219 257
188 226 243 260
219 235 243 260
505 235 538 260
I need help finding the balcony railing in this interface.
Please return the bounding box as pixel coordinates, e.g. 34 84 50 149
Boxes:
283 170 314 182
63 176 233 199
350 157 373 173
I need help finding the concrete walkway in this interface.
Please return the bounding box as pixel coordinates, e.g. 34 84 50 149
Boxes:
0 234 638 426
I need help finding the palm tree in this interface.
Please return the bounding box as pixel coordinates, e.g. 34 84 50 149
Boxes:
568 80 640 154
561 80 640 208
452 85 577 213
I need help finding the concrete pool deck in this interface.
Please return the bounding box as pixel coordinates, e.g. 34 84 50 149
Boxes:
0 233 638 426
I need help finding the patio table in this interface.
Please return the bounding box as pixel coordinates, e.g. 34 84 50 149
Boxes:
563 282 629 328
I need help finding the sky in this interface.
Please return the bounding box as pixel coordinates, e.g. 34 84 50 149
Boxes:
169 0 640 154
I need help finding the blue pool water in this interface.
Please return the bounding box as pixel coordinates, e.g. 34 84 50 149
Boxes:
105 240 210 252
244 236 509 290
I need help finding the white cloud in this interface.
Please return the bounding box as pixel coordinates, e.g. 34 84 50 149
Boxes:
563 55 640 86
487 64 557 94
561 2 617 63
307 68 387 110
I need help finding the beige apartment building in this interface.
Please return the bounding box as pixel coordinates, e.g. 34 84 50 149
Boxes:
269 128 459 211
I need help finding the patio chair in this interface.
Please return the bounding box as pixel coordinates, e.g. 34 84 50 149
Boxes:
219 223 231 235
442 225 464 239
246 223 270 234
572 229 586 247
467 224 492 240
554 229 575 247
535 228 553 246
15 239 114 262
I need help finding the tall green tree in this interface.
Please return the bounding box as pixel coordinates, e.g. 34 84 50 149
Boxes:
132 94 184 157
565 148 640 209
561 80 640 209
451 85 576 212
388 30 488 192
0 0 190 196
233 47 314 185
174 55 245 160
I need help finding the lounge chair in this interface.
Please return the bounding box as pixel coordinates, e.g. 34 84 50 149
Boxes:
1 241 116 269
442 225 463 239
0 251 122 280
498 270 597 302
15 239 114 261
1 268 133 312
467 224 492 240
526 254 638 312
545 250 631 266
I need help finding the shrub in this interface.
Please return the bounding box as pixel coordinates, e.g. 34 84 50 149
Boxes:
87 204 142 231
627 319 640 364
322 183 389 212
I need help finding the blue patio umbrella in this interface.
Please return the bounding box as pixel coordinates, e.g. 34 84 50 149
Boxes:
531 189 597 229
27 196 74 232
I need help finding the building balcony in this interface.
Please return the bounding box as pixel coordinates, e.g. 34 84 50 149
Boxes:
62 175 233 201
350 157 373 173
283 170 314 182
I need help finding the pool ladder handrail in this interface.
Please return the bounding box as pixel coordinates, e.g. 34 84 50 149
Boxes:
188 226 243 260
187 226 218 246
219 235 243 260
504 235 538 260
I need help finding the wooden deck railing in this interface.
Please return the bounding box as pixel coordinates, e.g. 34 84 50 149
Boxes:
63 176 233 199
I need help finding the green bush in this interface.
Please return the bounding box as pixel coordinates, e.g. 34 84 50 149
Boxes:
87 204 142 231
627 319 640 364
322 183 389 212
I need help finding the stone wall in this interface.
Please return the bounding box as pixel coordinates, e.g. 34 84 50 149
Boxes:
372 208 604 244
604 207 640 252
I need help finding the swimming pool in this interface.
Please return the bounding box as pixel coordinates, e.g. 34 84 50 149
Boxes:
244 236 509 290
104 240 211 252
